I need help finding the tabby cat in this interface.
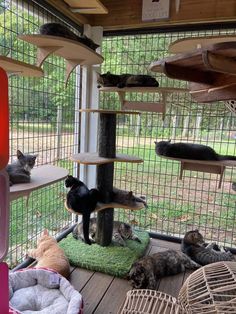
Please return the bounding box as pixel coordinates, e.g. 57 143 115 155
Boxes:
154 140 236 161
111 187 147 208
39 22 99 50
128 249 200 289
65 175 101 245
181 230 235 266
73 217 141 246
6 150 37 186
97 72 159 88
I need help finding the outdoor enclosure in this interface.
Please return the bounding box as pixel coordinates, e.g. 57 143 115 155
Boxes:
3 0 236 269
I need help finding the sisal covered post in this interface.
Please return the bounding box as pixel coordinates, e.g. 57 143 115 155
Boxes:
96 113 116 246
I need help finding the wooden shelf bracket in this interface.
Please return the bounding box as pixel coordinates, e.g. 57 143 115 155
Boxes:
37 46 62 67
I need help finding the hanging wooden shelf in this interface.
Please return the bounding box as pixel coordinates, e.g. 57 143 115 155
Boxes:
169 35 236 54
99 86 189 117
64 0 108 14
158 156 236 188
18 34 103 84
65 200 145 215
10 165 69 201
0 56 43 77
71 152 143 165
150 42 236 103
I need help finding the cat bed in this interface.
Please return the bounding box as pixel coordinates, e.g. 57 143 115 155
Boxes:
59 230 150 277
9 268 83 314
118 289 186 314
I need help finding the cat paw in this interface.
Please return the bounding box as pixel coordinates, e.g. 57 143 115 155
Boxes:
84 239 92 245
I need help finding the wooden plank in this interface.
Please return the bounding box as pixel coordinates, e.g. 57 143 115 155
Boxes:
46 0 89 25
150 238 181 251
94 278 131 314
18 35 103 66
71 152 143 165
158 273 185 298
65 0 108 14
99 86 189 93
88 0 236 31
169 35 236 54
80 272 113 314
70 267 95 291
79 108 140 114
10 165 69 201
122 101 165 114
159 155 236 168
0 56 43 77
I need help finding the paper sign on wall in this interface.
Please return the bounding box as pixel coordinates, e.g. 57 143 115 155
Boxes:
142 0 170 21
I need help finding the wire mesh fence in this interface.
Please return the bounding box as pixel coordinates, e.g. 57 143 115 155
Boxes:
100 30 236 249
3 0 80 267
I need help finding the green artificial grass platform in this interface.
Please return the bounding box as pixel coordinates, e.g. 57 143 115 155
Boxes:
59 230 150 278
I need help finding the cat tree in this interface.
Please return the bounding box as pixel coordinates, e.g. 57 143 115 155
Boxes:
71 109 144 246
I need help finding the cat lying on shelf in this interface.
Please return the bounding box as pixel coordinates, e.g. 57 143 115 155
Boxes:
73 217 141 246
128 249 200 290
28 229 70 279
181 230 235 266
154 140 236 161
111 187 148 208
6 150 37 186
97 71 159 88
39 22 99 51
65 175 101 245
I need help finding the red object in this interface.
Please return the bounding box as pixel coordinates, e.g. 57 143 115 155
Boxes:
0 67 9 170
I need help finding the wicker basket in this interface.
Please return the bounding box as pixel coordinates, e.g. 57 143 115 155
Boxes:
225 100 236 115
118 289 186 314
178 261 236 313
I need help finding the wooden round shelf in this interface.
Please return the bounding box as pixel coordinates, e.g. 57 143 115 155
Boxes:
65 200 145 214
169 35 236 54
18 34 103 66
99 86 189 93
79 109 140 114
10 165 68 201
71 152 143 165
0 56 43 77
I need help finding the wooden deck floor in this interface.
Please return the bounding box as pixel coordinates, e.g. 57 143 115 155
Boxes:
69 238 192 314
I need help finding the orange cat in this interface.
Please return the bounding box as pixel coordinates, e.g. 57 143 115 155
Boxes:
28 229 70 279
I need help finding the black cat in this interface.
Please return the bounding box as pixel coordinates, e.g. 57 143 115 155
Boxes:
97 72 159 88
65 175 101 245
154 140 236 161
39 23 99 50
6 150 37 186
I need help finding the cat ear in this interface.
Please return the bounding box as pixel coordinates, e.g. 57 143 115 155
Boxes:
17 150 24 159
106 71 111 75
168 139 171 143
154 141 157 144
128 191 133 197
43 229 49 236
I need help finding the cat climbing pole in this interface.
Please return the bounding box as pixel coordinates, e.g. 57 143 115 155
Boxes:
71 109 144 246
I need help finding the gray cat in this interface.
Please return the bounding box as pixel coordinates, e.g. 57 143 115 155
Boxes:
6 150 37 186
73 217 141 246
181 230 235 266
128 250 200 289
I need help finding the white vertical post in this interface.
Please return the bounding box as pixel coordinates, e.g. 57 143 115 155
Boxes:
79 25 103 189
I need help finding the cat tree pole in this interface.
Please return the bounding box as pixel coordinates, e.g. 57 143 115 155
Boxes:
96 112 116 246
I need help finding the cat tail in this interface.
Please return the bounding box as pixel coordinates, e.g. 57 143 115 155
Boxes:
218 154 236 161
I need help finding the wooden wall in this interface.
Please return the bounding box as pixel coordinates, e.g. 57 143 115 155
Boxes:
46 0 236 31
